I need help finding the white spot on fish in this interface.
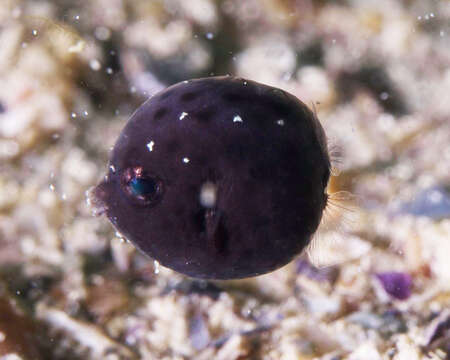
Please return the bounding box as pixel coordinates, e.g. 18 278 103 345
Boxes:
200 182 217 208
147 140 155 152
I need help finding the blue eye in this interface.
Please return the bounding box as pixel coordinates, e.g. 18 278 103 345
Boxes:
122 167 163 204
129 177 157 197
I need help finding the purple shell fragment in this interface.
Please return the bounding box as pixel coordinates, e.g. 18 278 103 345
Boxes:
375 272 412 300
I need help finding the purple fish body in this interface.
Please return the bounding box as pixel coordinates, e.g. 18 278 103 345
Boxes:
91 76 330 279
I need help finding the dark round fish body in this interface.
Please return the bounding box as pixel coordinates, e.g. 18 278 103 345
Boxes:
92 76 331 279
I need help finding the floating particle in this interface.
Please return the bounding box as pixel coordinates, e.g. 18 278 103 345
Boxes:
89 59 101 71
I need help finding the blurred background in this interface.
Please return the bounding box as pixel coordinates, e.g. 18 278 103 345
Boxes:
0 0 449 359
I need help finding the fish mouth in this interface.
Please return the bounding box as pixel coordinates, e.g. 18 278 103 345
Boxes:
85 181 110 216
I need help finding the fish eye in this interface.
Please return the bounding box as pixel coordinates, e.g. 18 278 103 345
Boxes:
122 167 163 205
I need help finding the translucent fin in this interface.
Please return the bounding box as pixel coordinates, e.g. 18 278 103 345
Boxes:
307 191 361 267
307 230 371 268
326 137 344 177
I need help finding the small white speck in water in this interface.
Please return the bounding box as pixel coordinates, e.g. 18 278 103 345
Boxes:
147 140 155 152
89 59 101 71
206 32 214 40
71 112 77 118
106 67 113 74
183 157 190 163
49 184 55 191
32 29 38 36
154 260 160 274
115 231 129 243
276 119 285 126
233 115 243 123
179 111 188 120
83 110 89 116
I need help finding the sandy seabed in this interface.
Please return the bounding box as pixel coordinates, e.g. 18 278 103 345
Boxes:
0 0 449 359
